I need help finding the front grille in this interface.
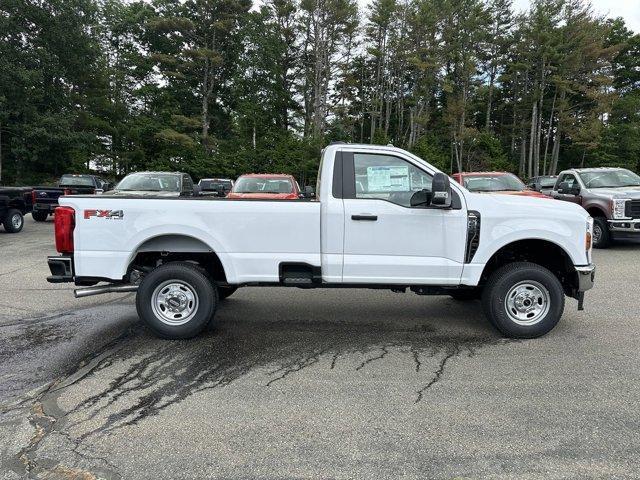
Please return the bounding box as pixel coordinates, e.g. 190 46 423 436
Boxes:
625 200 640 219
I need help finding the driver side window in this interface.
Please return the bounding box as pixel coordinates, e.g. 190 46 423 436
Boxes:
558 174 578 190
353 153 432 207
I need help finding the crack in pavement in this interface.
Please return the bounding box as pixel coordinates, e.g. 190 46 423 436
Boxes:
7 317 512 477
355 346 389 371
414 345 461 404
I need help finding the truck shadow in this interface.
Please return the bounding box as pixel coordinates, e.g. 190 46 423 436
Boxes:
57 290 508 439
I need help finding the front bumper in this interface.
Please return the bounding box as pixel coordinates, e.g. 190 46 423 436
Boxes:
608 219 640 233
575 264 595 292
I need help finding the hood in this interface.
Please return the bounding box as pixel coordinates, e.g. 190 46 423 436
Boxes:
487 190 550 199
468 190 589 218
584 186 640 200
105 190 181 197
227 192 298 200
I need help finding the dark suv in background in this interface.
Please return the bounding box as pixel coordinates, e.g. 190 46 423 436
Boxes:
551 167 640 248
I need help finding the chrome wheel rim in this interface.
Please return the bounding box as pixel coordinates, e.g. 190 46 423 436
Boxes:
151 280 199 326
11 214 22 229
504 281 550 326
593 224 602 244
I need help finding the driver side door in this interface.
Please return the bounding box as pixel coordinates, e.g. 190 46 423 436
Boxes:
553 173 582 205
341 151 467 285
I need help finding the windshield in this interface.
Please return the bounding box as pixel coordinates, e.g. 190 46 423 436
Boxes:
539 177 557 188
115 173 181 192
463 174 525 192
60 175 94 187
233 177 293 194
578 170 640 188
200 180 232 191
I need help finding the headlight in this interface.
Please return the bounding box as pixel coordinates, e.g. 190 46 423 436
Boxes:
586 219 593 253
612 199 628 219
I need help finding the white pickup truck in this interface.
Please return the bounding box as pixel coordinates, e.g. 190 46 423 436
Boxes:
47 144 595 339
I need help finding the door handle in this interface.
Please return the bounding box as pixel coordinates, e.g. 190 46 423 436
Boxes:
351 214 378 221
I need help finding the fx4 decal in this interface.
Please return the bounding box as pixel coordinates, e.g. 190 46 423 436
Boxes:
84 209 124 220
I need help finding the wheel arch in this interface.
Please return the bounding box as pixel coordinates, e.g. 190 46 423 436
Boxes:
479 239 578 295
127 233 230 283
584 204 608 218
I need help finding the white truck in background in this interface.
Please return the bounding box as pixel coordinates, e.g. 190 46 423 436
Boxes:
47 144 595 339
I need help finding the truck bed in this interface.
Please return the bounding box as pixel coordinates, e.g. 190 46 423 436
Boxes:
60 196 321 283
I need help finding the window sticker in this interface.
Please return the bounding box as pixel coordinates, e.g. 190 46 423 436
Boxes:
366 166 409 192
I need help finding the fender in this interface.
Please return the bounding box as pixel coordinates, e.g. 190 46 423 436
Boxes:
126 227 238 283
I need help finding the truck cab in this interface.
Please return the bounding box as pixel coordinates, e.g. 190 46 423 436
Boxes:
47 144 595 340
551 167 640 248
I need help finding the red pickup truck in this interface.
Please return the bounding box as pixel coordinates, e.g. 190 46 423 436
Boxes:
227 174 303 200
452 172 548 198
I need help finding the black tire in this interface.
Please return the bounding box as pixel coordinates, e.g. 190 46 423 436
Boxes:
136 262 218 339
592 217 611 249
481 262 565 339
449 289 480 301
32 210 48 222
218 286 237 300
3 209 24 233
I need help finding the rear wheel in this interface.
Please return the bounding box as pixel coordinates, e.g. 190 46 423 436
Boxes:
136 262 217 339
592 217 611 249
218 286 237 300
3 209 24 233
481 262 565 339
32 211 48 222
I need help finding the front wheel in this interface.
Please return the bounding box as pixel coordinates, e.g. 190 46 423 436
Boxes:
3 209 24 233
136 262 218 339
481 262 565 339
592 217 611 249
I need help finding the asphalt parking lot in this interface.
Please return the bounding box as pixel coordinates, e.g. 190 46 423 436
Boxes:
1 217 640 479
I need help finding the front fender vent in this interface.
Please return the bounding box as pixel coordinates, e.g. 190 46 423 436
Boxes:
465 211 481 263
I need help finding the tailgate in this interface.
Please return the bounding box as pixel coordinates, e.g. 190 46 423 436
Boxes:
33 188 63 205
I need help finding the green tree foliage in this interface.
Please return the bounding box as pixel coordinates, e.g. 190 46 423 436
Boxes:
0 0 638 185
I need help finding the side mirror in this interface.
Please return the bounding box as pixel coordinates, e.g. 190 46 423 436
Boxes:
410 189 432 207
192 185 201 196
430 172 452 208
94 189 104 195
557 182 569 194
303 186 315 198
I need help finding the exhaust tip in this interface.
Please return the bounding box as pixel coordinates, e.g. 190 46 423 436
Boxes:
74 284 138 298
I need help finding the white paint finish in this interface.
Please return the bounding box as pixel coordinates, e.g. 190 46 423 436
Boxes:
463 192 591 269
342 198 467 284
62 144 591 288
318 150 346 282
61 197 321 283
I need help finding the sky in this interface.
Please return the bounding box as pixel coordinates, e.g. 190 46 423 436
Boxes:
512 0 640 32
355 0 639 32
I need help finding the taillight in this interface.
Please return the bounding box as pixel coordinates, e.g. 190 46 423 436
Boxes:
54 206 75 254
31 190 37 204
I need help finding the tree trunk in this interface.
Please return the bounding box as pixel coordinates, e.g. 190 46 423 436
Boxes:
528 102 537 178
542 88 557 175
0 121 3 184
550 127 561 175
485 68 495 131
